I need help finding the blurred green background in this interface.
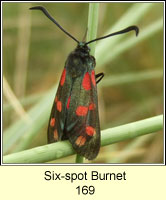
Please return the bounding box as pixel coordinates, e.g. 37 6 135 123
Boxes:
3 2 163 163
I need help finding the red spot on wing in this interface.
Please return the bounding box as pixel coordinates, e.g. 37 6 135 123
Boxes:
91 70 96 87
55 96 58 103
67 96 71 109
89 103 96 110
57 101 62 112
53 129 58 140
82 72 91 90
76 106 88 116
75 136 86 147
60 69 66 86
86 126 96 136
50 118 55 127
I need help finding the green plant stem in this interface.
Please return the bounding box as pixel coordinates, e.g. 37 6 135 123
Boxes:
3 115 163 163
87 3 99 56
75 155 84 163
75 3 99 163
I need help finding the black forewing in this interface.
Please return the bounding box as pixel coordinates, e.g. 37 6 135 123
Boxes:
65 69 100 160
47 67 72 143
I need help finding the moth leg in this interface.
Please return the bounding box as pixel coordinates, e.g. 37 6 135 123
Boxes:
95 72 104 84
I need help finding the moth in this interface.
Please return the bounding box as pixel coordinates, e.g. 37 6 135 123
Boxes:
30 6 139 160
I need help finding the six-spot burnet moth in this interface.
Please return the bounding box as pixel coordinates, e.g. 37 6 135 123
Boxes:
30 6 139 160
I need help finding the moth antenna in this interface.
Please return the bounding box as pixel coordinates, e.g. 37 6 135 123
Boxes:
85 25 139 45
29 6 79 44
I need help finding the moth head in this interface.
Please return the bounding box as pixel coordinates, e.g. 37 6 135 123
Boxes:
76 42 90 55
